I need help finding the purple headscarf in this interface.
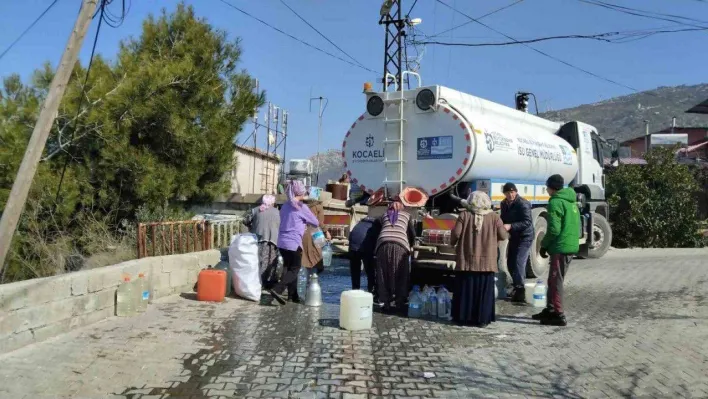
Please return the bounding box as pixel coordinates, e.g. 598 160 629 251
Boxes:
286 180 307 205
259 194 275 212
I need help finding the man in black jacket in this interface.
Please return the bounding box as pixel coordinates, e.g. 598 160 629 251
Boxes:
500 182 534 303
348 217 381 297
345 192 380 300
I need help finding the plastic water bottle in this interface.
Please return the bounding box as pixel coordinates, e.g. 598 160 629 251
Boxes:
311 228 327 248
421 286 431 317
533 279 547 308
428 289 438 319
297 267 308 299
137 273 149 312
322 243 333 267
494 277 499 300
116 276 136 316
437 286 449 320
408 286 422 318
408 285 421 303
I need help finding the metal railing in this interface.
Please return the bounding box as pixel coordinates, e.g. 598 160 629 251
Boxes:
208 219 243 249
137 220 211 259
137 218 246 259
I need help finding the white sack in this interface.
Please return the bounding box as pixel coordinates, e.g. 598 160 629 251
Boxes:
228 233 261 301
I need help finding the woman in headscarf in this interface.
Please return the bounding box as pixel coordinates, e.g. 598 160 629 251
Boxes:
374 198 416 313
450 191 508 327
301 196 331 275
270 180 320 305
243 194 280 289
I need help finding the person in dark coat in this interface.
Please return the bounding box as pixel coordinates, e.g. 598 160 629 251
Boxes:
348 216 381 299
500 182 534 303
243 194 281 290
450 191 508 327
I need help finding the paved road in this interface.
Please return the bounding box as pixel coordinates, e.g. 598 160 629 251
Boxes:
1 248 707 399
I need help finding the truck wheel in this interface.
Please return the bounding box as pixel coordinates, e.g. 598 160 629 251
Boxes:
527 215 548 278
588 213 612 259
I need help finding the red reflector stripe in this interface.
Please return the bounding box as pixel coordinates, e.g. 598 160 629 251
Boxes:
324 215 350 225
422 218 456 230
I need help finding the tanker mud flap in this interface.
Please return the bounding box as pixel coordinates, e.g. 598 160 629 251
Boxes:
577 212 594 258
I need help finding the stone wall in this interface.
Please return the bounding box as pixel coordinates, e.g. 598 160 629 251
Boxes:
0 250 221 355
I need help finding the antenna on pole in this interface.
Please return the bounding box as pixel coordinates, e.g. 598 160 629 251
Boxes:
310 95 329 186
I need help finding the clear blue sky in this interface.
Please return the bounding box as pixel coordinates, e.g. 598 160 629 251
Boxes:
1 0 706 162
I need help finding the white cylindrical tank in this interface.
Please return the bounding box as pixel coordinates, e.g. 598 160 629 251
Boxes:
343 86 579 198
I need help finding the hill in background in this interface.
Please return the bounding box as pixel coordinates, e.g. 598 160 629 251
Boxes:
541 83 708 142
308 83 708 184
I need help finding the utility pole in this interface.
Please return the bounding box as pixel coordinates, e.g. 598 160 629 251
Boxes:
644 120 650 155
380 0 405 92
0 0 99 274
251 79 259 194
281 110 288 185
309 95 329 186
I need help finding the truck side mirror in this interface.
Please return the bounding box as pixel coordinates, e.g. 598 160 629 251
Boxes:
606 138 620 160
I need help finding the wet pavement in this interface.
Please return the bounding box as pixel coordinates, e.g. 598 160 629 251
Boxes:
1 248 707 398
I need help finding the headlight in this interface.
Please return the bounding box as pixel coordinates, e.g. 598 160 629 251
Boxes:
367 96 384 116
416 89 435 111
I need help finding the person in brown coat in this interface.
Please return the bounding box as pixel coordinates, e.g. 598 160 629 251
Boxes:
301 198 331 276
450 190 508 327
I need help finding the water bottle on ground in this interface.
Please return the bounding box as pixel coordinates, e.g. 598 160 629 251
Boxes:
297 267 308 299
533 279 547 308
421 286 431 317
322 243 333 267
116 276 137 317
305 273 322 307
137 273 149 312
437 286 449 320
408 286 422 318
428 288 438 319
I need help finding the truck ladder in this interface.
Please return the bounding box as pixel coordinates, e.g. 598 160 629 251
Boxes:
382 73 406 198
381 71 422 198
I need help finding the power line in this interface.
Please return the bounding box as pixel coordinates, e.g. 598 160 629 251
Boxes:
427 0 524 39
416 26 708 47
0 0 60 63
217 0 378 74
419 33 617 47
577 0 708 29
435 0 641 93
54 0 121 205
278 0 369 71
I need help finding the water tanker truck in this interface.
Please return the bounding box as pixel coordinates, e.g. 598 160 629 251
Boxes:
340 79 612 281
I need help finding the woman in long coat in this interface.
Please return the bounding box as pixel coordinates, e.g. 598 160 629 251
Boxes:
301 198 331 275
243 194 280 289
450 191 508 327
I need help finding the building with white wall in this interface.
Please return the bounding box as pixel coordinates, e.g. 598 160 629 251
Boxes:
231 145 282 195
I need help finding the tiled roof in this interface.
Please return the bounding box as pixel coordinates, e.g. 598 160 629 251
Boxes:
234 144 282 162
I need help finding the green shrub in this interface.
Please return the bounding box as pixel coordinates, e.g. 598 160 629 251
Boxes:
607 147 703 248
